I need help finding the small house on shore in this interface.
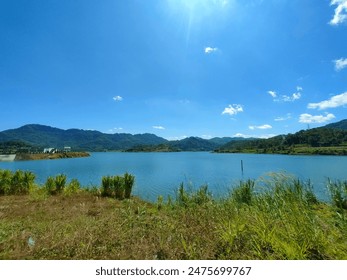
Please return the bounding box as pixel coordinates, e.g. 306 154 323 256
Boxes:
43 148 57 154
63 146 71 152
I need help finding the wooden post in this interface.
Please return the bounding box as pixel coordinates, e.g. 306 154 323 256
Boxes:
241 160 244 175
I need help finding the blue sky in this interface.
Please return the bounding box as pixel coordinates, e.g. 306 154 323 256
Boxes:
1 0 347 139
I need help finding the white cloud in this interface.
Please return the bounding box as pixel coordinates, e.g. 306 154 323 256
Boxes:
307 92 347 110
329 0 347 25
269 86 302 102
334 58 347 71
222 104 243 116
204 47 218 54
299 113 336 124
113 96 123 101
274 113 291 121
152 126 165 130
249 124 272 130
233 133 276 139
267 90 277 98
282 92 301 102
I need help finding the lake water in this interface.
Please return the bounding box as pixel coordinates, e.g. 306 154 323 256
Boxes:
1 152 346 201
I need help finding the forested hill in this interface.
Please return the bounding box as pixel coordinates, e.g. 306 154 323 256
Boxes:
124 136 251 152
0 124 168 151
1 120 347 154
0 124 244 152
216 123 347 155
324 119 347 130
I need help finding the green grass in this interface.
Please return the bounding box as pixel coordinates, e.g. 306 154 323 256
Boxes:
0 170 346 259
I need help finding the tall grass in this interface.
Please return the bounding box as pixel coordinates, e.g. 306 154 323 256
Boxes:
101 176 113 197
172 175 346 259
45 174 67 195
327 179 347 210
124 172 135 199
113 175 124 199
230 179 255 205
176 183 212 207
1 169 346 259
101 173 135 199
0 169 35 195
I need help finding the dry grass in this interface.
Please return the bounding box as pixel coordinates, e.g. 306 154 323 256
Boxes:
0 192 216 259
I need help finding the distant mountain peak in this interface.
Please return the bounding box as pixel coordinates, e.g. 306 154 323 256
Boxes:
0 124 167 151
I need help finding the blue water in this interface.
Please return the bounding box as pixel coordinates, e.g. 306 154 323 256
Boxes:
1 152 346 201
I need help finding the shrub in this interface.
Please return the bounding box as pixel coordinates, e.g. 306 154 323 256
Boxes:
45 176 56 195
113 175 124 199
10 170 25 195
55 174 67 193
124 172 135 199
44 174 66 195
64 179 81 196
101 176 113 197
0 170 35 195
0 170 13 195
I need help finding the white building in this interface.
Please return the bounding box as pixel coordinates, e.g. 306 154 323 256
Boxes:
43 148 56 154
63 146 71 152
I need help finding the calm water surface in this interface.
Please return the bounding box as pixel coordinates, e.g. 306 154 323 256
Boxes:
1 152 346 201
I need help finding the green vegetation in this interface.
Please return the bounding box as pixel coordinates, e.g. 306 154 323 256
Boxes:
0 141 37 154
45 174 67 195
125 144 181 152
0 124 167 152
0 169 36 195
15 152 90 161
216 128 347 155
0 170 346 259
3 120 347 154
101 173 135 199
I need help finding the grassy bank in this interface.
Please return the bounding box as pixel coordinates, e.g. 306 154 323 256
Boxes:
0 171 346 260
14 152 90 161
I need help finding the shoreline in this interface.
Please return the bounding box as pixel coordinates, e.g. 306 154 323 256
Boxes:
14 152 90 161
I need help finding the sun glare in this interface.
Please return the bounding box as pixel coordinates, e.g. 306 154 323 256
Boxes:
167 0 231 17
166 0 232 42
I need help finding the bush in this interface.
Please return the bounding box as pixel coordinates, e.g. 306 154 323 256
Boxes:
0 170 13 195
124 172 135 199
64 179 81 196
101 173 135 199
45 176 56 195
55 174 67 193
45 174 67 195
0 169 35 195
101 176 113 197
113 176 124 199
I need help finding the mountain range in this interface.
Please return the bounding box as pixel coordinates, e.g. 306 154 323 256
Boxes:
0 119 346 152
0 124 235 152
